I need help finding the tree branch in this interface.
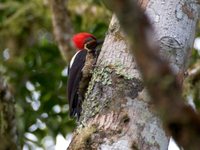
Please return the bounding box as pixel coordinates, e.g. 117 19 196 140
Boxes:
109 0 200 149
48 0 74 63
0 77 18 150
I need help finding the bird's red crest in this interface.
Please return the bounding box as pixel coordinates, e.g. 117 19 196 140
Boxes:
72 32 96 50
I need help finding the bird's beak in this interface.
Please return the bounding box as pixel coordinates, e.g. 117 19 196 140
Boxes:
96 39 104 45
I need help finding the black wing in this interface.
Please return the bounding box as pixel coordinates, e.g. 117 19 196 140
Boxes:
67 50 87 117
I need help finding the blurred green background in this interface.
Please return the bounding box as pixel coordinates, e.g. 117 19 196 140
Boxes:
0 0 111 149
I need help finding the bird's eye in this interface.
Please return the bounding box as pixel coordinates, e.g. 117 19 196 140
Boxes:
85 41 97 49
84 38 97 51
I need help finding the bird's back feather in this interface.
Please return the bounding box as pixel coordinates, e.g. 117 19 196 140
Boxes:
67 50 87 117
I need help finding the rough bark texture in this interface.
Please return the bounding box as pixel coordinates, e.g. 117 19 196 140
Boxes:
68 0 199 150
110 0 200 150
0 77 18 150
146 0 198 73
48 0 74 63
69 17 168 150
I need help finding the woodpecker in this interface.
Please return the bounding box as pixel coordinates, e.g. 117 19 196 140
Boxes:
67 32 103 118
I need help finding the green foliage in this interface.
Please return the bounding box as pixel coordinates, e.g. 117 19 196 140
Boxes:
1 38 76 148
68 0 111 37
0 0 111 149
184 47 200 111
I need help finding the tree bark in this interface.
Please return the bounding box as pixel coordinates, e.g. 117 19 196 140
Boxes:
109 0 200 149
145 0 198 73
48 0 74 63
69 15 168 150
0 77 18 150
68 0 199 150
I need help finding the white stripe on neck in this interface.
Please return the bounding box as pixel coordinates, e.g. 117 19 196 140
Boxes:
70 50 81 68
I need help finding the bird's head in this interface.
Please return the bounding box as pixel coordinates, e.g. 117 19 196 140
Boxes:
72 32 98 52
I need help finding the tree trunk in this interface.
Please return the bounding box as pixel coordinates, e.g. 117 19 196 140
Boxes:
109 0 200 149
48 0 74 63
145 0 198 77
0 77 18 150
68 0 199 149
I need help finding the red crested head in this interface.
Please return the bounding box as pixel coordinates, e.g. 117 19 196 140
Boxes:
72 32 96 50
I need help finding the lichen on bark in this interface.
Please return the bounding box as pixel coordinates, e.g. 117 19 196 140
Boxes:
80 65 143 126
